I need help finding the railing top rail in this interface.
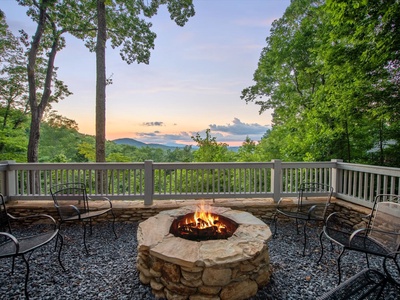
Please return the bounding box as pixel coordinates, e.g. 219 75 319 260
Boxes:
337 162 400 176
152 162 275 169
7 162 145 171
281 161 337 168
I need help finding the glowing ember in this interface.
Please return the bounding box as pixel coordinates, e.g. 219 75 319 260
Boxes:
170 202 238 241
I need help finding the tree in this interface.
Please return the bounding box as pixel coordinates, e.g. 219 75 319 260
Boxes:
242 0 400 165
7 1 195 164
191 129 233 162
237 136 258 162
95 0 106 163
319 0 400 165
0 11 29 161
16 0 90 162
241 0 332 161
88 0 195 162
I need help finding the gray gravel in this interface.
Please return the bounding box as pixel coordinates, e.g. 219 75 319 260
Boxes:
0 220 398 299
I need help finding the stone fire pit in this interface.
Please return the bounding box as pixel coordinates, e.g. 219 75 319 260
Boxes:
137 205 272 300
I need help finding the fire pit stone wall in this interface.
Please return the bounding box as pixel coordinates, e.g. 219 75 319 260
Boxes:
137 205 272 300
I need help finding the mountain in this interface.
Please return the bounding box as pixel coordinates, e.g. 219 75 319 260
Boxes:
112 138 240 152
112 138 184 150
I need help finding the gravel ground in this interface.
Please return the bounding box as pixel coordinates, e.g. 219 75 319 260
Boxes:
0 220 399 300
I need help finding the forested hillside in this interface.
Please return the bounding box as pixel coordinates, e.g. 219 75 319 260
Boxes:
1 0 399 166
242 0 400 166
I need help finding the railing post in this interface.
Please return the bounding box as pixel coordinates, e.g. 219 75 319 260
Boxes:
331 159 342 196
0 160 16 199
271 159 282 203
144 160 154 206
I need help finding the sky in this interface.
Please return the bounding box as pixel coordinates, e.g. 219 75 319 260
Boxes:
1 0 290 147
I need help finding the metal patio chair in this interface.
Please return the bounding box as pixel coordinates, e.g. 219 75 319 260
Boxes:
318 250 400 300
50 183 117 254
0 194 65 299
318 194 400 284
318 268 387 300
272 182 334 255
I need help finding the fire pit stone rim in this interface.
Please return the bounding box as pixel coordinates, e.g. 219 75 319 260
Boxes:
138 205 272 267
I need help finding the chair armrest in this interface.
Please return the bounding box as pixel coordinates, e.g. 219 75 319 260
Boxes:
87 196 113 208
276 198 285 206
349 228 369 243
0 232 19 254
307 204 318 216
7 213 58 227
55 204 81 220
349 228 400 248
324 212 355 234
324 212 339 227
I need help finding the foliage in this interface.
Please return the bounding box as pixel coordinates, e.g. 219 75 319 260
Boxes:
242 0 400 166
12 0 82 162
0 13 29 161
72 0 195 162
191 129 234 162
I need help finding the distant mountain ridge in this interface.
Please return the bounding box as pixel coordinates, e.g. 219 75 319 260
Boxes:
112 138 240 151
112 138 184 150
112 138 239 152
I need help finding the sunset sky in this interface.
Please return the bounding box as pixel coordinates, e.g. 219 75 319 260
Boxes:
2 0 290 147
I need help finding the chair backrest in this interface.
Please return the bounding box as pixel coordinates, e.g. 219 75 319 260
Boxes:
0 194 12 234
298 182 334 218
50 183 90 219
369 195 400 252
367 194 400 228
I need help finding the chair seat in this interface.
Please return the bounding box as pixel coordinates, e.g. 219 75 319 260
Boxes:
0 230 58 257
63 208 112 222
326 228 393 257
318 268 386 300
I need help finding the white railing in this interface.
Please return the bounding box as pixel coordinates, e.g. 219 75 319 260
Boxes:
335 161 400 207
0 159 399 207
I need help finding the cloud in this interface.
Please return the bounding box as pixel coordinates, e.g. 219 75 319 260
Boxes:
133 118 270 147
142 122 165 127
209 118 269 135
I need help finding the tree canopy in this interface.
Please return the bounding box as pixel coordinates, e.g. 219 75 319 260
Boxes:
242 0 400 166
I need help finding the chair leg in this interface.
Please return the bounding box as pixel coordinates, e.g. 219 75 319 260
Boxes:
11 257 15 274
302 221 308 256
57 233 66 272
110 210 117 239
89 219 93 235
337 247 345 284
317 230 325 264
54 222 63 251
365 252 370 268
272 213 278 238
82 221 89 255
21 255 30 300
295 218 300 234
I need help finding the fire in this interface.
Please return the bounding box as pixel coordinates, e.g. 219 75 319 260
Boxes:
170 201 238 241
192 201 225 232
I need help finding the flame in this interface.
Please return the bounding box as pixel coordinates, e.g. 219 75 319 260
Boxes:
191 201 226 232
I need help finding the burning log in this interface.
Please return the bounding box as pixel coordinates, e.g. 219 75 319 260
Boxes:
170 212 238 241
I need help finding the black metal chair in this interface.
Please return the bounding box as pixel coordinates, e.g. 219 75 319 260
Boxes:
318 194 400 284
317 268 387 300
272 182 334 255
50 182 117 254
0 194 65 299
318 251 400 300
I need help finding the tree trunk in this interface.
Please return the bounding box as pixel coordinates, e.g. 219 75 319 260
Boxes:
27 0 60 163
26 3 47 162
96 0 107 193
96 0 106 163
